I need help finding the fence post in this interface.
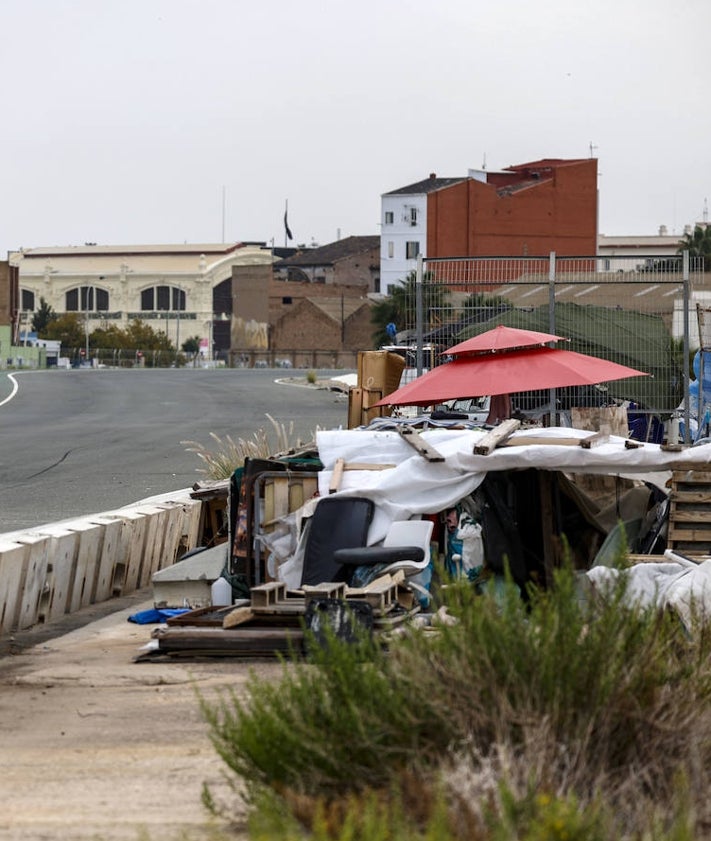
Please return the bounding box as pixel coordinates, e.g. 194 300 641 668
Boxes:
683 250 691 445
548 251 557 426
416 253 424 376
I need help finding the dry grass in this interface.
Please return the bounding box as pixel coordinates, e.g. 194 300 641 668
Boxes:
182 414 312 479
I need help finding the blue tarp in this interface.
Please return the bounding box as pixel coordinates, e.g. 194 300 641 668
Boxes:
127 607 191 625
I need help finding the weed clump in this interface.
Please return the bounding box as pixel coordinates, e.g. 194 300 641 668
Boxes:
201 565 711 838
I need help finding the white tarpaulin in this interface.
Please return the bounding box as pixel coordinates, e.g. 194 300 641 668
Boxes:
587 553 711 631
316 427 711 542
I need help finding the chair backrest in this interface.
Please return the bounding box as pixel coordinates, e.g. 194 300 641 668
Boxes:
300 496 375 586
381 518 434 572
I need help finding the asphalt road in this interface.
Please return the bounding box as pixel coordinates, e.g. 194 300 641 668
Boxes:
0 367 351 535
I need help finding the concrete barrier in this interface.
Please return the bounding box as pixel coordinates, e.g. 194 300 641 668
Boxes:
0 488 206 636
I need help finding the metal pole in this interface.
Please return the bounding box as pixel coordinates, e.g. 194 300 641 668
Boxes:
548 252 556 426
683 250 691 445
85 285 90 361
415 253 424 376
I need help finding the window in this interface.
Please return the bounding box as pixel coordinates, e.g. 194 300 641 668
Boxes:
406 241 420 259
387 241 394 259
384 211 394 224
140 285 185 311
66 286 109 311
410 207 418 226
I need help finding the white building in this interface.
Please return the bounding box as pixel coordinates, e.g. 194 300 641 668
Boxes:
380 174 466 293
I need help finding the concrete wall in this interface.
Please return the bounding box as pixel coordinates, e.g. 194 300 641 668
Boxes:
0 489 204 635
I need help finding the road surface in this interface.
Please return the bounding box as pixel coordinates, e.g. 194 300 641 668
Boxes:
0 367 350 534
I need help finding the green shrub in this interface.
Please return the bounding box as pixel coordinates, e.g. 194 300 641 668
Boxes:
201 563 711 838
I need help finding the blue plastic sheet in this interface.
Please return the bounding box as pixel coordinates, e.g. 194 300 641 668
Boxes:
127 607 191 625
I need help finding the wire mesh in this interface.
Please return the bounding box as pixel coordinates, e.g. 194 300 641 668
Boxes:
395 253 706 432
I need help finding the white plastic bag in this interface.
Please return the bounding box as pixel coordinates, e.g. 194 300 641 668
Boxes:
457 513 484 573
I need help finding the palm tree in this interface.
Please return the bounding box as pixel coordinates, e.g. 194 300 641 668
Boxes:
371 271 451 347
678 225 711 271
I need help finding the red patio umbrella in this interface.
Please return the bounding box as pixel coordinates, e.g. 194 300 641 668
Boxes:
445 324 565 356
375 345 648 407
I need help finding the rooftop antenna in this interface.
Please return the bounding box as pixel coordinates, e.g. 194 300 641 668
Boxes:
482 152 487 171
589 141 598 158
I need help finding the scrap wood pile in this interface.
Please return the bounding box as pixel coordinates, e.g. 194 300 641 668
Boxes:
137 572 417 661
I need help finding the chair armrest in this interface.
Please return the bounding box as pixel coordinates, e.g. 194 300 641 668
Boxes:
333 545 425 567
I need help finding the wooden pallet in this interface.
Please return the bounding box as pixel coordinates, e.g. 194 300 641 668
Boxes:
667 469 711 557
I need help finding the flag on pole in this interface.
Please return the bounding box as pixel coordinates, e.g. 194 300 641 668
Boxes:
284 201 293 241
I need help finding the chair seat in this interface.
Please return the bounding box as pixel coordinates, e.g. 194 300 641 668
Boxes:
334 545 425 567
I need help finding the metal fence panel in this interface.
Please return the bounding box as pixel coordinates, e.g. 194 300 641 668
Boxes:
399 253 706 433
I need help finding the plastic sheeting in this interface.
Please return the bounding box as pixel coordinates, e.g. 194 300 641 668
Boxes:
587 553 711 632
316 426 711 542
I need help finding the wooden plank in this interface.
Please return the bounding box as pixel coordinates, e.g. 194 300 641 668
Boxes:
499 435 583 448
397 426 445 462
668 510 711 523
0 541 29 634
473 419 521 455
40 530 78 623
223 606 255 629
669 490 711 504
14 536 50 630
579 430 610 449
89 517 123 603
150 625 305 657
329 458 345 493
668 526 711 542
115 511 148 596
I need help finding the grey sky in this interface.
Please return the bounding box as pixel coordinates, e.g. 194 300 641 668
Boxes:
2 0 709 256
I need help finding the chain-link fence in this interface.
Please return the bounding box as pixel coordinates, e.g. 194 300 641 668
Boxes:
399 252 705 438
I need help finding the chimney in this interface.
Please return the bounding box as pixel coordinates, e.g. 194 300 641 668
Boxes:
659 225 668 235
429 172 436 179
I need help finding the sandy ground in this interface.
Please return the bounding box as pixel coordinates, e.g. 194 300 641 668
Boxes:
0 592 282 841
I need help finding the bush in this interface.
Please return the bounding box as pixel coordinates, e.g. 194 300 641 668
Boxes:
201 565 711 838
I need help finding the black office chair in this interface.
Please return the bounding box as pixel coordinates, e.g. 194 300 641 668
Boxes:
300 496 375 587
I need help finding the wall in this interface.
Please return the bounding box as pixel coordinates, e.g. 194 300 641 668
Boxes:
380 193 427 292
0 489 204 636
271 299 373 352
428 159 598 258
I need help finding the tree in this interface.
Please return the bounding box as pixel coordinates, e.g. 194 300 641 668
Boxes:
43 313 85 351
32 297 58 335
678 225 711 271
181 336 201 367
123 319 173 351
371 271 451 348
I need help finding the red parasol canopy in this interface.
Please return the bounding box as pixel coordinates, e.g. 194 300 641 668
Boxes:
375 345 648 407
445 324 565 356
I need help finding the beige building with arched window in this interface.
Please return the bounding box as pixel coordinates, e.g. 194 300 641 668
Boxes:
10 242 277 360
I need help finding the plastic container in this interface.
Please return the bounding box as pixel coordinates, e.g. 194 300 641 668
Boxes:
210 576 232 606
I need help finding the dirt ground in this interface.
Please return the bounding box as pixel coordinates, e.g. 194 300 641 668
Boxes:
0 591 283 841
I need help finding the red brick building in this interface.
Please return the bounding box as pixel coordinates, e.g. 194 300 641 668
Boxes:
380 159 598 291
427 159 598 258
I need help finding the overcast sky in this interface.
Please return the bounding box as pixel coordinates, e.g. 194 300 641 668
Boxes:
1 0 709 255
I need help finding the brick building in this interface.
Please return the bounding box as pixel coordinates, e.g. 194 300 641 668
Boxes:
232 258 373 362
273 236 380 291
381 159 598 291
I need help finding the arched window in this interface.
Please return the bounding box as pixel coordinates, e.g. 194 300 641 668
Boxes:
66 286 109 312
141 285 185 311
